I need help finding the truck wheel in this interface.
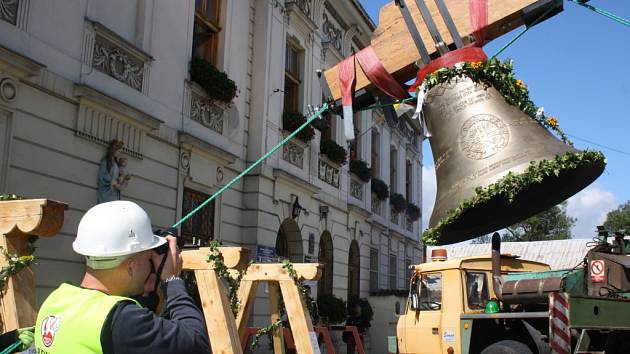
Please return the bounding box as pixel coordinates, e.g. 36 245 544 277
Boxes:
480 340 533 354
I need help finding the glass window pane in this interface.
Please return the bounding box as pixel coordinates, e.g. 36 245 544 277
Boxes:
206 0 219 23
182 188 215 246
466 272 489 309
389 254 397 289
419 273 442 311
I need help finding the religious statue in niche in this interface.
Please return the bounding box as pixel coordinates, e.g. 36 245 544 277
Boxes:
97 139 132 203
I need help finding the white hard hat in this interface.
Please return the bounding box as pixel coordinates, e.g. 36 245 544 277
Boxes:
74 201 167 267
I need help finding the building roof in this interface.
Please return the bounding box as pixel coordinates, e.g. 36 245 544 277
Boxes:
427 239 594 270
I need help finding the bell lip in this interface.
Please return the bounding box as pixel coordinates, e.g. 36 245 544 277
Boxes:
425 154 606 246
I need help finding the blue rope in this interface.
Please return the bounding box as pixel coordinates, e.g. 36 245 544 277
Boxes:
569 0 630 27
0 340 22 354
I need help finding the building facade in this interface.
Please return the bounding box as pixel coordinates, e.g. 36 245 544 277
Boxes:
0 0 423 350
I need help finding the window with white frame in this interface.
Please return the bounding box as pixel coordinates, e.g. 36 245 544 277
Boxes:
370 248 379 292
389 254 397 289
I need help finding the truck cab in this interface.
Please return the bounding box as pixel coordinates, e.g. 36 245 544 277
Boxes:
396 251 549 354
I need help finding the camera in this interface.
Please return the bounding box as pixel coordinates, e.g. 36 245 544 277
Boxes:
153 227 180 255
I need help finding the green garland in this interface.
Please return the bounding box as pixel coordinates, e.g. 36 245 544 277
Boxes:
422 150 606 245
422 58 570 144
206 240 248 317
0 194 23 201
0 237 37 291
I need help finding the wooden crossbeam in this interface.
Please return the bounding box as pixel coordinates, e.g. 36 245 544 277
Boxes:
323 0 562 100
0 199 67 333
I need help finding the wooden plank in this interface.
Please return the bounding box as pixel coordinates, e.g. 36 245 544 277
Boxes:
323 0 557 100
194 269 243 354
241 263 322 282
0 199 67 237
235 279 258 340
268 282 286 354
182 247 251 270
0 199 67 332
278 280 317 354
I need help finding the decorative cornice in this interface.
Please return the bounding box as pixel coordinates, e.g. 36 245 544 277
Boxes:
273 169 321 194
179 132 238 165
73 85 162 130
323 1 348 30
0 44 44 78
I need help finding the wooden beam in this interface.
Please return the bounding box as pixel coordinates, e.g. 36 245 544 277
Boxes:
241 264 322 282
194 269 243 354
235 279 258 341
278 280 317 354
0 199 67 332
182 247 251 270
323 0 560 100
0 199 67 237
268 282 286 354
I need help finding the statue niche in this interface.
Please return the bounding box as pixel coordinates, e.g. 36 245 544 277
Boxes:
97 139 132 203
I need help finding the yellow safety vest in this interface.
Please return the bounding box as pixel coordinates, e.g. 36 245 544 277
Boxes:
34 283 139 354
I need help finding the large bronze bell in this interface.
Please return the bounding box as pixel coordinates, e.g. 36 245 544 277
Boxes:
424 77 604 244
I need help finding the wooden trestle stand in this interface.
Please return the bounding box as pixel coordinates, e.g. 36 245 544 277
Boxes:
182 247 322 354
0 199 68 333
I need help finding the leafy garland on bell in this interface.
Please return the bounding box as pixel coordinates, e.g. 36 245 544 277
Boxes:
0 194 38 292
422 58 570 144
422 150 606 245
205 242 317 350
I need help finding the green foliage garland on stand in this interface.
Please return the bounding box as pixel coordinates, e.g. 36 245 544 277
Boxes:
0 194 37 292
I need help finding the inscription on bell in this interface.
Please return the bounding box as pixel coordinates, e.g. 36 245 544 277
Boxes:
459 114 510 160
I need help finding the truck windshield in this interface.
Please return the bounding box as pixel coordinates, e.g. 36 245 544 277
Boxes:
419 273 442 311
466 272 489 309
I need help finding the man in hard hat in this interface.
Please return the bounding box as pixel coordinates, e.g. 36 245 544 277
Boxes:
34 201 211 354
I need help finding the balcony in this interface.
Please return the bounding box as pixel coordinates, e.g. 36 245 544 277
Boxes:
318 157 340 188
190 83 225 135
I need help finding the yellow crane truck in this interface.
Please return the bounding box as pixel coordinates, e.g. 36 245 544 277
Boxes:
396 229 630 354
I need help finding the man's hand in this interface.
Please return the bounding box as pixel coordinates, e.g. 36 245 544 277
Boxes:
17 326 34 350
152 235 182 280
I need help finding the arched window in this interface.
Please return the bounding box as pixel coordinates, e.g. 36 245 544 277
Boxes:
276 219 304 262
348 240 360 298
318 232 334 298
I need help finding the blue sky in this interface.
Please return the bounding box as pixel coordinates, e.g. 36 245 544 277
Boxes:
360 1 630 237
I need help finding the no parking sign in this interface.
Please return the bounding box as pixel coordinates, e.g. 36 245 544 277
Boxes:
591 260 606 282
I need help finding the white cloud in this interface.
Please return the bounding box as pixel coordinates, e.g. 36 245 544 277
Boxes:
566 184 617 238
421 166 437 230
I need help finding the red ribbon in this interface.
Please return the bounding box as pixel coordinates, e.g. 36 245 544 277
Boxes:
338 56 356 107
409 0 489 91
355 46 410 101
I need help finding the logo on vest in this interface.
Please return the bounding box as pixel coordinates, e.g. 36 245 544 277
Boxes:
41 315 61 347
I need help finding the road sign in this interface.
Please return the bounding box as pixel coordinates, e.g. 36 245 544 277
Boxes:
591 260 605 282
